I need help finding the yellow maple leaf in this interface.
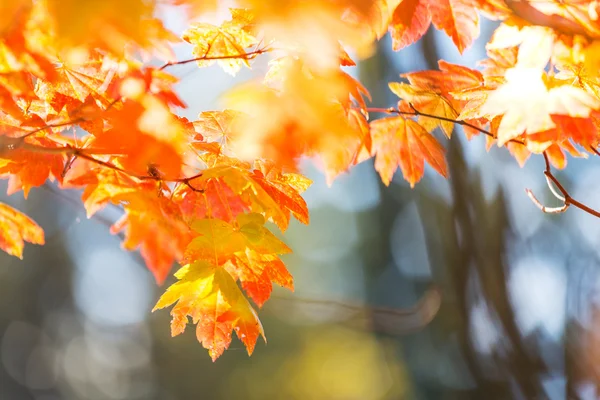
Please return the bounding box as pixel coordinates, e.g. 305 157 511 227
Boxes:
0 202 44 259
154 255 267 360
182 11 258 75
389 82 458 138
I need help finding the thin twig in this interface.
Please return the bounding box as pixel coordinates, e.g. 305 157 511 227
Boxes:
6 139 204 184
364 105 526 146
158 48 270 71
525 151 600 218
525 189 569 213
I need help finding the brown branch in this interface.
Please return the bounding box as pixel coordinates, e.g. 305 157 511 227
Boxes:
364 105 525 145
525 152 600 218
18 97 122 140
158 47 271 71
18 118 86 139
1 137 204 184
271 287 442 335
364 105 600 220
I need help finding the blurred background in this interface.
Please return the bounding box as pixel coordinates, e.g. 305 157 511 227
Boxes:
2 4 600 400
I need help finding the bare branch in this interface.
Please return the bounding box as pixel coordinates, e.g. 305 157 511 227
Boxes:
525 151 600 218
525 188 569 214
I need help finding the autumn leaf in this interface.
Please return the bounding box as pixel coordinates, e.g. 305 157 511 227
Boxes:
65 168 191 283
197 163 310 231
45 0 177 57
487 22 554 69
0 202 44 258
389 82 458 137
192 110 245 154
5 0 600 363
232 251 294 307
388 0 479 53
225 59 367 179
428 0 479 54
478 68 600 145
182 13 258 75
93 99 186 179
40 55 116 109
370 116 448 186
0 137 66 198
154 255 268 360
184 213 291 267
110 189 192 284
389 0 431 51
173 177 249 224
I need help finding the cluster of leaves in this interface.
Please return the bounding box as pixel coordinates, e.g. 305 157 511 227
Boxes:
2 0 600 360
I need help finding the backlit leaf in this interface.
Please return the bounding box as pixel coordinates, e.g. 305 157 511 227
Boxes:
0 202 44 258
370 116 448 186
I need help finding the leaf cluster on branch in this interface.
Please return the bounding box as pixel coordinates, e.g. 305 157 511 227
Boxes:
1 0 600 360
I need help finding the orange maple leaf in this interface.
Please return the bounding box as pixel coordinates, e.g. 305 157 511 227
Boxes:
182 10 258 75
428 0 479 54
389 0 431 51
153 261 265 361
0 202 44 259
370 116 448 186
0 137 65 198
389 82 458 137
389 0 479 53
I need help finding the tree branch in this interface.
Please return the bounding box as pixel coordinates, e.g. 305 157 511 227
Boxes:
363 105 600 220
525 152 600 218
0 135 203 185
364 105 525 145
158 47 271 71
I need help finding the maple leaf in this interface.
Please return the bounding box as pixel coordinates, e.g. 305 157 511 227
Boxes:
428 0 479 54
173 177 249 225
478 68 600 145
153 260 265 361
37 55 116 110
182 12 258 75
0 202 44 259
192 110 245 155
195 162 310 231
225 59 367 180
111 190 192 284
92 99 186 179
183 213 291 267
153 212 285 360
65 168 191 283
370 116 448 186
388 0 479 53
487 22 554 69
400 60 485 121
251 160 311 225
231 251 294 307
479 46 518 77
389 82 458 137
0 137 65 198
389 0 431 51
